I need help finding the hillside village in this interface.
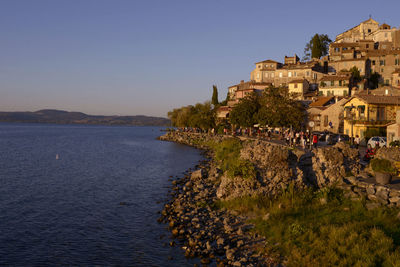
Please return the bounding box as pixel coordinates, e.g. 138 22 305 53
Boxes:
217 18 400 144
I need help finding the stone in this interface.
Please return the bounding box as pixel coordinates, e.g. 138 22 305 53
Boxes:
191 169 207 180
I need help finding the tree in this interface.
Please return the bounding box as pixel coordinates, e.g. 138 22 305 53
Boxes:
369 72 381 89
229 93 261 128
256 87 305 129
303 34 332 61
167 102 215 129
349 66 361 83
212 85 219 106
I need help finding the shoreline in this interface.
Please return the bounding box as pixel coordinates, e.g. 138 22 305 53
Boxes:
158 132 276 266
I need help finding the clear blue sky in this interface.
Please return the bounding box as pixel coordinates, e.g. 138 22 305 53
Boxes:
1 0 399 117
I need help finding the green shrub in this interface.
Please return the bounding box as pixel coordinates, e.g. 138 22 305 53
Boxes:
211 138 256 179
370 158 396 174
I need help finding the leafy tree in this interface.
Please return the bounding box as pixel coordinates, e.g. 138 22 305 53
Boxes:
369 72 381 89
303 34 332 61
212 85 219 106
349 66 361 83
229 93 261 127
168 101 215 129
256 87 305 129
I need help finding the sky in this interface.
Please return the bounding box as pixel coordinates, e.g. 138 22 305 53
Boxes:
1 0 400 117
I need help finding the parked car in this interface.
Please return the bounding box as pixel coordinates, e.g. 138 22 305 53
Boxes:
367 136 387 148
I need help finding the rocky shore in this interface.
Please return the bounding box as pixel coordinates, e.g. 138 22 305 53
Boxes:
157 131 388 266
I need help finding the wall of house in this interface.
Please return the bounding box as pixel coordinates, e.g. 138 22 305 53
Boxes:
319 87 349 96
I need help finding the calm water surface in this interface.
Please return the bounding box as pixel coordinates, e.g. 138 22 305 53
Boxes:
0 123 202 266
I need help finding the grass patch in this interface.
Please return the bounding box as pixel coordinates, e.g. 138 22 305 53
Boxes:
216 185 400 266
207 138 256 179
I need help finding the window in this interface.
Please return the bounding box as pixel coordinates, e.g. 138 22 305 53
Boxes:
270 64 273 68
395 59 400 65
339 80 342 86
335 48 340 52
366 44 369 49
294 72 297 77
294 84 298 88
381 68 384 72
271 73 275 78
380 60 385 66
385 79 390 85
258 65 261 68
279 72 283 78
288 72 292 77
368 29 371 33
331 81 334 86
385 33 388 37
343 47 347 51
306 71 310 76
265 64 268 68
324 116 328 127
313 73 317 79
372 60 376 65
256 73 260 78
343 90 348 96
360 68 362 73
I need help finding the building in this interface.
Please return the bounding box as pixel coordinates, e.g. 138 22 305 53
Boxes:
228 80 271 99
319 98 348 133
288 79 309 99
319 73 352 96
343 94 400 140
387 110 400 144
335 18 380 43
216 106 232 120
393 69 400 88
250 60 282 83
307 97 336 131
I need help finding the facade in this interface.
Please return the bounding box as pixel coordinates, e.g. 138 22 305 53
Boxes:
387 111 400 143
288 79 309 99
343 94 400 140
228 80 271 99
319 98 348 133
216 106 232 120
335 18 380 43
250 60 282 83
393 69 400 88
319 73 352 96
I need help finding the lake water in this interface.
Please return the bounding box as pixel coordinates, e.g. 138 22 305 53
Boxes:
0 123 202 266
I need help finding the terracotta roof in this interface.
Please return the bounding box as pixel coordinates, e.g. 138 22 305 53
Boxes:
309 96 334 107
393 69 400 74
217 106 232 111
355 94 400 105
289 79 307 83
320 75 350 82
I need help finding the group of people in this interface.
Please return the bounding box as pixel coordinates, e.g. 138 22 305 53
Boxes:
283 130 319 149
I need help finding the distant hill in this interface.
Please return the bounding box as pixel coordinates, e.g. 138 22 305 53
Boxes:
0 109 171 126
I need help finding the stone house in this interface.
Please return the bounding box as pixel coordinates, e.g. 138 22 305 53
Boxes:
307 97 336 131
216 106 232 120
387 110 400 144
393 69 400 88
288 79 309 99
228 80 271 99
319 73 352 97
343 93 400 140
284 54 300 65
368 50 400 85
335 18 380 43
319 98 348 133
273 61 325 87
329 58 369 77
250 60 282 83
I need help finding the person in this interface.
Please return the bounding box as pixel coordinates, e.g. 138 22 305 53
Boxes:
354 135 360 149
312 134 318 149
364 144 375 161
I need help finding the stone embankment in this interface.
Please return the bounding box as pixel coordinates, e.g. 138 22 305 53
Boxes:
159 132 276 266
158 131 398 265
341 147 400 208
